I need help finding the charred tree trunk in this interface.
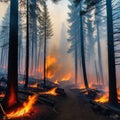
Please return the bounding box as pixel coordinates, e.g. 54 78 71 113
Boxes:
80 5 89 89
106 0 118 105
2 0 19 108
24 0 29 88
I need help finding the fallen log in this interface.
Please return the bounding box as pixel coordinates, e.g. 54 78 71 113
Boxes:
18 89 55 106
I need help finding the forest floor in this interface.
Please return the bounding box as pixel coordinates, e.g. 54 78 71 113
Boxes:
0 86 114 120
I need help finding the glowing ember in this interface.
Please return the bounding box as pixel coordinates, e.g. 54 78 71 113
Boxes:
5 94 38 119
39 87 58 96
117 89 120 101
0 92 5 98
18 80 25 85
54 80 59 85
94 92 109 103
29 82 38 88
61 73 72 81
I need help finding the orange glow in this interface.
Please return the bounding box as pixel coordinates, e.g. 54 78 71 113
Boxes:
5 95 38 119
0 92 5 98
39 87 58 96
94 92 109 103
54 79 59 85
46 55 57 79
46 56 57 68
18 80 25 85
117 89 120 100
8 87 17 108
61 73 72 81
29 82 38 88
79 84 85 89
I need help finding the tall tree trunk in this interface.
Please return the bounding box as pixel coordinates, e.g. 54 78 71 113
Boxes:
80 4 89 89
3 0 19 108
24 0 29 88
97 24 104 85
106 0 118 105
43 2 47 86
75 40 78 85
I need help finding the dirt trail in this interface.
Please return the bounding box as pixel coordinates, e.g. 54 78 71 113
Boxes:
55 89 110 120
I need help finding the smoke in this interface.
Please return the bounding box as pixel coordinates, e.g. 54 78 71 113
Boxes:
46 23 74 84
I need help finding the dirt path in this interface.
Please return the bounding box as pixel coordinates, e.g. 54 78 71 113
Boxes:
55 89 110 120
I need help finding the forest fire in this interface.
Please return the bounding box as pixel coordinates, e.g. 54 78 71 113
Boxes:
94 89 120 103
61 73 72 81
39 87 58 96
5 94 38 119
46 55 57 79
94 92 109 103
29 82 38 88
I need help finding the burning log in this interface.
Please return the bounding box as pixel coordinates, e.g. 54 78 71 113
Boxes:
18 88 55 106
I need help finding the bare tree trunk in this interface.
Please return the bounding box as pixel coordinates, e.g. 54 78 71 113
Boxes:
106 0 118 105
96 24 104 85
3 0 19 109
80 4 89 89
24 0 29 88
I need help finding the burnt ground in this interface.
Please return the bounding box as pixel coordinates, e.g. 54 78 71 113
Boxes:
54 89 111 120
0 87 114 120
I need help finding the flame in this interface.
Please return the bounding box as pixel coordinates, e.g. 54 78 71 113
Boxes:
46 56 57 79
46 56 57 68
5 94 38 119
54 79 59 85
8 87 17 108
0 92 5 98
61 73 72 81
39 87 58 96
18 80 25 85
29 82 38 88
94 92 109 103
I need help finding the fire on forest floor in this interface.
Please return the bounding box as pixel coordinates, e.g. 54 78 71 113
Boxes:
1 87 59 120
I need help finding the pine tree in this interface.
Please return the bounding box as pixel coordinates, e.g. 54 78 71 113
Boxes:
40 1 53 86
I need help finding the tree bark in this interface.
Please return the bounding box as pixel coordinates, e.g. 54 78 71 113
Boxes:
2 0 19 108
106 0 118 105
24 0 29 88
80 4 89 89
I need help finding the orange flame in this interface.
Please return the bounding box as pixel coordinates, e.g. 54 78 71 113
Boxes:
39 87 58 96
94 92 109 103
46 56 57 68
61 73 72 81
54 80 59 85
29 82 38 88
0 92 5 98
5 94 38 119
46 56 57 79
18 80 25 85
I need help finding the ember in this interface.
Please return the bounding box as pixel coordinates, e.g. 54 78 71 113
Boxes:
0 92 5 98
5 94 38 119
54 79 59 85
29 82 38 88
94 92 109 103
61 73 72 81
18 80 25 85
39 87 58 96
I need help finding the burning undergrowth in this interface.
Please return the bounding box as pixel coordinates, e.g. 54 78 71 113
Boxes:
1 87 58 119
45 47 74 85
